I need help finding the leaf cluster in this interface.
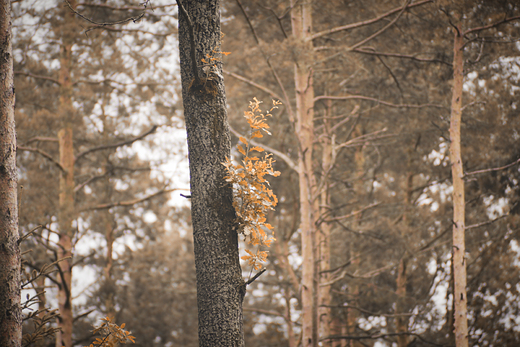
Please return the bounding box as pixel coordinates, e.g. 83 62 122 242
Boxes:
85 317 136 347
222 98 281 270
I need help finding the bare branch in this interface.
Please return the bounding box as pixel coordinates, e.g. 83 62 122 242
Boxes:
74 174 107 193
229 125 299 173
464 158 520 177
314 95 447 109
351 47 451 65
233 1 295 123
17 146 65 172
22 136 58 146
245 268 267 286
464 15 520 36
64 0 148 32
322 332 449 346
75 125 158 162
14 71 61 85
347 0 412 51
466 214 508 230
310 0 432 41
324 202 381 223
81 188 178 211
223 70 284 102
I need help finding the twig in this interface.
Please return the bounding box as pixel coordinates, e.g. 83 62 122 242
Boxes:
81 188 178 211
229 125 298 173
310 0 432 41
347 0 412 51
245 268 267 286
64 0 148 33
223 70 284 102
14 71 61 85
18 225 43 245
75 125 158 162
314 95 447 110
464 15 520 36
464 158 520 177
17 146 65 172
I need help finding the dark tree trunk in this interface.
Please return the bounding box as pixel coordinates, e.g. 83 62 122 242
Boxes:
177 1 244 346
0 0 22 345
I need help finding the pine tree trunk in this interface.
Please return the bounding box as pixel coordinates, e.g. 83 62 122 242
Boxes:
290 1 318 346
449 16 469 347
57 128 74 347
55 2 77 345
0 0 22 345
177 1 244 346
318 102 332 346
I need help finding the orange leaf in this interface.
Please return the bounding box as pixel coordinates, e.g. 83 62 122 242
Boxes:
239 136 248 144
237 145 246 155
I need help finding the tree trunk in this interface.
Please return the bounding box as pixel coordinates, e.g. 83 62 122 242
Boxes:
290 1 317 346
0 0 22 345
318 101 333 346
177 1 244 346
55 2 77 345
449 16 469 347
57 128 74 347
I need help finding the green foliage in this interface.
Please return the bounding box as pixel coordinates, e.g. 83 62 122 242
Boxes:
223 98 281 269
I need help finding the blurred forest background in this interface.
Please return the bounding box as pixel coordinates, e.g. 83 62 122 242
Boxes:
10 0 520 346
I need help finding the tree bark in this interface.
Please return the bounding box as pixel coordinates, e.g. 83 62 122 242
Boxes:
177 1 244 346
449 16 469 347
57 128 74 347
55 2 77 345
290 1 317 346
0 0 22 345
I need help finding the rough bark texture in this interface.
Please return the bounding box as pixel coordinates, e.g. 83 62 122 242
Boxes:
177 1 244 346
291 1 317 346
449 19 469 347
0 0 22 345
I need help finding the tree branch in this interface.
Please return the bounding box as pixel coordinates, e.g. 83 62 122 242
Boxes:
64 0 148 33
17 146 65 172
75 125 158 162
347 0 412 51
81 188 177 211
464 157 520 177
351 47 451 65
229 125 299 173
314 95 447 109
464 16 520 36
223 70 284 102
310 0 432 41
14 71 61 85
322 332 449 347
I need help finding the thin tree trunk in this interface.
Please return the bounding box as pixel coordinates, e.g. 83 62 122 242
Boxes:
55 2 77 345
177 1 244 346
396 157 414 347
57 128 74 347
0 0 22 345
318 101 332 346
449 15 469 347
290 1 317 346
